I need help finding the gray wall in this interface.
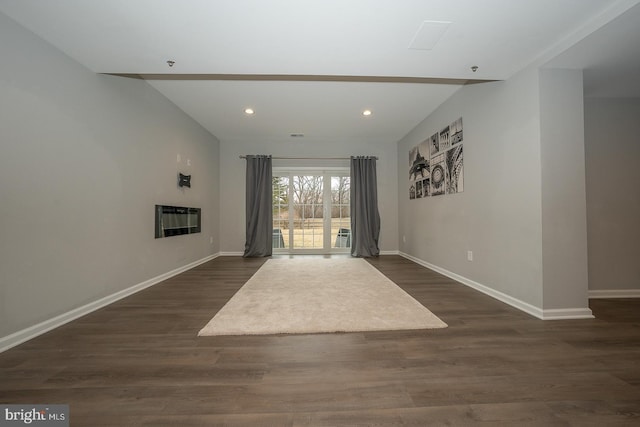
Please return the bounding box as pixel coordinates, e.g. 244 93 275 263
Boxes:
397 68 545 308
397 66 592 314
539 69 589 309
0 12 220 338
219 138 399 254
585 97 640 292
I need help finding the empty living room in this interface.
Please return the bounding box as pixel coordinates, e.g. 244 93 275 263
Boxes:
1 1 639 426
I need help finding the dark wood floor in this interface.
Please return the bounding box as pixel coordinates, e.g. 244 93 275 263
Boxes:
1 256 639 426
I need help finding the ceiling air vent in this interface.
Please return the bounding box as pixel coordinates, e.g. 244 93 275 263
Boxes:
408 20 451 50
290 133 305 138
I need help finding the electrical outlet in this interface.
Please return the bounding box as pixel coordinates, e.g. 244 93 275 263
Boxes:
210 237 213 244
403 235 406 243
467 251 473 261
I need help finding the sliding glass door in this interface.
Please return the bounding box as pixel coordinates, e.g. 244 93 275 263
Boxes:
273 170 350 254
291 175 324 250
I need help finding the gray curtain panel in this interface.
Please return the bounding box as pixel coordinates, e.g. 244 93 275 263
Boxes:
350 156 381 257
243 155 273 257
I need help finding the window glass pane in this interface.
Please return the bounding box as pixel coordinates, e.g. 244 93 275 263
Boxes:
272 176 289 249
292 176 323 249
331 176 350 248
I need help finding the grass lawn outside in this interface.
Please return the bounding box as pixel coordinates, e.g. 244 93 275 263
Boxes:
273 218 350 249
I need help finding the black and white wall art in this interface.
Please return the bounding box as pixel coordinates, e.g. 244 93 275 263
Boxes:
439 125 450 152
408 138 430 199
409 116 464 199
451 117 463 145
430 152 446 196
429 133 439 156
446 144 464 194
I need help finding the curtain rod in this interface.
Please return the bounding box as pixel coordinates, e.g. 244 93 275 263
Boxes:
239 155 378 160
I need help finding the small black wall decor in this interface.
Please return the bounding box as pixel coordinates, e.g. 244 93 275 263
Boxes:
178 173 191 188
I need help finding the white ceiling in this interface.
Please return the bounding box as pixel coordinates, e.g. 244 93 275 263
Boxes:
544 1 640 98
1 0 638 143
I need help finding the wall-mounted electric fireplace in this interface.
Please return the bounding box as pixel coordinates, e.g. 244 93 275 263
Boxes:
155 205 201 238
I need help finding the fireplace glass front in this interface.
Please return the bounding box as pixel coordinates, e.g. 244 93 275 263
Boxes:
155 205 201 238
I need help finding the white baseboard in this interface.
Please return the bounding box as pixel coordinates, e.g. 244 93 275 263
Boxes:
399 252 594 321
380 250 400 256
589 289 640 299
539 308 595 320
0 253 220 354
219 251 244 256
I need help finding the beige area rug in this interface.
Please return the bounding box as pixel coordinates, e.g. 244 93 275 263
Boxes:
198 258 447 336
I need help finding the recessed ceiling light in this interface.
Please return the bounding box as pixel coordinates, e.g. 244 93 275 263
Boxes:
244 108 254 115
362 109 372 116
